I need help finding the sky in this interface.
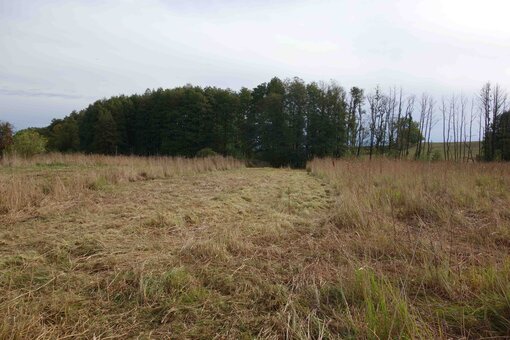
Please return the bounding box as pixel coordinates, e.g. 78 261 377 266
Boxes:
1 0 509 134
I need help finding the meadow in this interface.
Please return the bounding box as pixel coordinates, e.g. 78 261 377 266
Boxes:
406 141 481 161
1 154 509 339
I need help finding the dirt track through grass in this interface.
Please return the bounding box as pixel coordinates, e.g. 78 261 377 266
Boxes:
1 168 333 338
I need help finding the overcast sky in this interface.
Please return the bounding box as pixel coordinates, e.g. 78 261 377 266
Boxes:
1 0 509 132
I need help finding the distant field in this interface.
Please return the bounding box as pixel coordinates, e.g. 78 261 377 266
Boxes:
1 154 509 338
407 141 481 160
353 141 482 161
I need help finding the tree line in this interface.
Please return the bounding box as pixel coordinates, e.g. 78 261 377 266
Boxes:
20 77 425 167
1 77 509 165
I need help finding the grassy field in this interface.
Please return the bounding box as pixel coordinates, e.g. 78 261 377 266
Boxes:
407 141 481 160
1 154 509 338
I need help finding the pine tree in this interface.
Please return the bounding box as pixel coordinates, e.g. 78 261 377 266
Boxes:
93 108 118 154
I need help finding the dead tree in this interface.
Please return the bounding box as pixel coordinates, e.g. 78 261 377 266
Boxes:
460 95 467 161
441 97 448 160
467 97 476 162
397 88 404 158
404 96 415 157
415 94 428 159
425 97 435 159
479 83 492 160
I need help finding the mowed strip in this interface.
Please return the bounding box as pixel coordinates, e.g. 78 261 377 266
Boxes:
0 168 332 338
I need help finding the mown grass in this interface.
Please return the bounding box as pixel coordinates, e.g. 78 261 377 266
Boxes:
1 154 509 338
0 153 243 218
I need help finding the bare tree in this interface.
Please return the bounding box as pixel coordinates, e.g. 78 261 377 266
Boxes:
348 87 364 155
387 87 397 155
404 96 415 157
466 97 476 162
415 94 428 159
367 86 383 160
379 90 394 155
441 97 448 160
425 97 436 159
397 88 404 158
459 95 467 161
479 83 492 160
356 97 366 157
451 94 458 161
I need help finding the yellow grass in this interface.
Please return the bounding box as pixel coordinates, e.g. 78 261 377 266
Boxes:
1 154 509 338
308 157 510 338
0 153 243 218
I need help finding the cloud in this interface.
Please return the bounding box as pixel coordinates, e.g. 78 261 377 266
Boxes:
0 87 86 100
0 0 509 132
275 35 339 53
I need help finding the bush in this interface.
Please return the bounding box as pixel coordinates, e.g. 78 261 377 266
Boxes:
431 150 442 161
11 130 47 157
196 148 218 158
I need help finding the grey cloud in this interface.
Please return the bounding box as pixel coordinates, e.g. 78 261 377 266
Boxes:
0 88 86 100
0 0 509 131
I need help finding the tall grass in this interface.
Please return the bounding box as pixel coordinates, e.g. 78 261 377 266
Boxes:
308 158 510 338
2 155 509 338
0 153 243 217
0 152 243 171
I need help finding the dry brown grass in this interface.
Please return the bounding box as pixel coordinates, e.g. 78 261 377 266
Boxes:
1 156 330 339
307 158 510 338
0 153 243 219
1 154 509 338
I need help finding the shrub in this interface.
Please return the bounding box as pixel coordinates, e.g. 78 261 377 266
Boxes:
196 148 218 158
11 130 47 157
431 149 442 161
